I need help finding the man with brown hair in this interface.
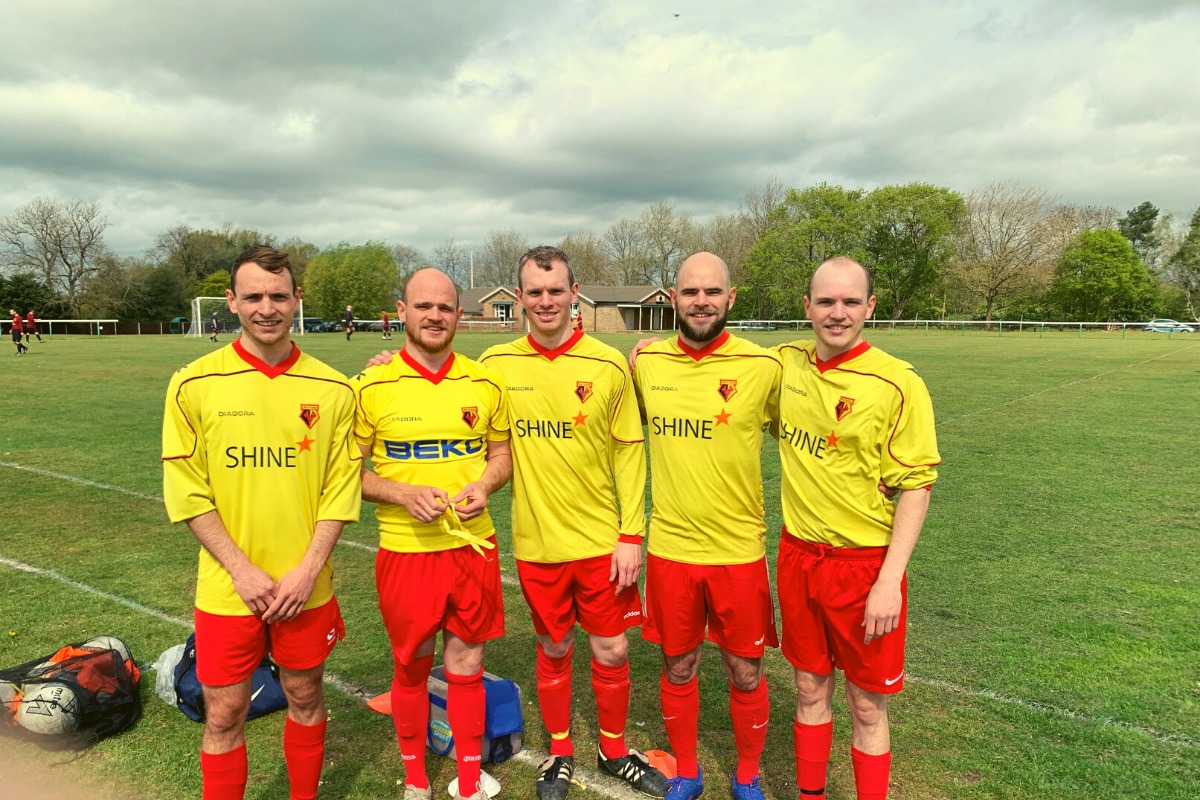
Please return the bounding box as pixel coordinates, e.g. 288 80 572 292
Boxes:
162 245 361 800
481 246 668 799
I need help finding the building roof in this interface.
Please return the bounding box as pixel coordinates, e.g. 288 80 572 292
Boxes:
460 286 517 315
577 285 667 304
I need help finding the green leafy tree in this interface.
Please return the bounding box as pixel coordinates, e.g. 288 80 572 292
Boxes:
194 270 232 297
739 184 867 320
1165 207 1200 319
0 272 59 317
864 183 966 320
1117 201 1161 266
1050 229 1159 321
302 241 397 319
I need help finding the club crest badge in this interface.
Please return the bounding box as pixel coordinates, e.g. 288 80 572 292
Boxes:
461 406 479 429
299 404 320 429
718 379 738 402
834 396 855 422
575 381 593 403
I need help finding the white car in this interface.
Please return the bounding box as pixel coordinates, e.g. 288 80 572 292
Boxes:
1143 319 1196 333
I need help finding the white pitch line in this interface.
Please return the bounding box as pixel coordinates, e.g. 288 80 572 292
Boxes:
0 553 629 798
0 462 163 502
936 350 1185 427
3 453 1197 752
913 676 1199 748
0 462 520 586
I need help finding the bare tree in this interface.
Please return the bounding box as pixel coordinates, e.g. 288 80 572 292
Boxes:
1043 203 1119 255
742 177 786 238
557 230 615 285
476 229 528 287
952 183 1059 323
0 198 109 316
696 212 756 285
639 200 694 287
604 218 653 285
431 238 470 288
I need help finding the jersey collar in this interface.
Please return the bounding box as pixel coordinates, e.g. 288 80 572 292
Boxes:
233 338 300 378
815 340 871 373
527 329 583 361
678 329 729 361
400 346 456 384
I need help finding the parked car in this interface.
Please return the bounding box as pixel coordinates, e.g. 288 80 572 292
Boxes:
1143 318 1196 333
300 317 325 333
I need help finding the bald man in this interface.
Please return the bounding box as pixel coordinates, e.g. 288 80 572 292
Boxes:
352 268 513 800
632 253 782 800
775 257 940 800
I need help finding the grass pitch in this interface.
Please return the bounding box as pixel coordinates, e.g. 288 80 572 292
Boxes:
1 328 1198 799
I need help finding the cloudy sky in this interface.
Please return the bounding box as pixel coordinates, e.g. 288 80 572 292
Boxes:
3 0 1198 258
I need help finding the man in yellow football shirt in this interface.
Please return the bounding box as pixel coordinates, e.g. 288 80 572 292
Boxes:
353 268 512 800
633 252 781 800
776 257 940 800
162 245 361 800
479 246 668 800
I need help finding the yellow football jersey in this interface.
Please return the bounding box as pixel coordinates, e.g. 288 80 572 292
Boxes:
775 340 940 548
352 349 510 553
481 331 645 563
162 340 362 616
633 332 781 565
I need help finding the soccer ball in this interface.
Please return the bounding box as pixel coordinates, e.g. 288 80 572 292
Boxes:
16 681 80 735
0 680 19 720
81 635 132 663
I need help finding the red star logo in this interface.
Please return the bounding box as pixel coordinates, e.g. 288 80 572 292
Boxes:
296 435 315 452
825 431 839 449
714 408 731 426
573 411 588 426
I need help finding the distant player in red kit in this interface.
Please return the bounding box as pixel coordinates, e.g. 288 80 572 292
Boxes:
10 310 28 355
24 310 43 344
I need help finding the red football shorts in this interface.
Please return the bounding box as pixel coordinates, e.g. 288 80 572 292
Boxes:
516 554 642 642
194 597 345 687
777 533 907 694
376 542 505 664
642 554 778 658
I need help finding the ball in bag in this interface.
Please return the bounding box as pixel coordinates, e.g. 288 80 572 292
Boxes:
16 681 80 735
81 635 132 663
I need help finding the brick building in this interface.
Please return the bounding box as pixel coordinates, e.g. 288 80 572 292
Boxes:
461 285 675 333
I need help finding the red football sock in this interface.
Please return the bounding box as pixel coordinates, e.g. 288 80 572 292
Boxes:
392 655 434 790
284 716 326 800
794 720 833 800
446 666 486 796
659 672 700 778
201 743 247 800
591 658 631 760
851 747 891 800
536 642 575 756
729 678 769 783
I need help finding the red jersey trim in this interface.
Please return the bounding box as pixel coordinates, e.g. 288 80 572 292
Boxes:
815 340 871 373
400 347 456 383
528 329 583 361
678 330 730 361
618 534 644 544
232 338 300 378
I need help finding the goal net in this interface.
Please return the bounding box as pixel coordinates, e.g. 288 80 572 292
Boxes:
190 297 306 337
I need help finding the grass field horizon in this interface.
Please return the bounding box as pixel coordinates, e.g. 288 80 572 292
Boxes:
1 329 1198 799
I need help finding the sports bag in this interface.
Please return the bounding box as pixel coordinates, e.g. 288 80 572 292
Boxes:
169 633 287 722
426 665 523 764
0 636 141 750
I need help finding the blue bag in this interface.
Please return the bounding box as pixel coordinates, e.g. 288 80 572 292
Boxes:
173 633 288 722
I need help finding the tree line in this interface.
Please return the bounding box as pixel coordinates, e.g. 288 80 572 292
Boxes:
1 183 1197 323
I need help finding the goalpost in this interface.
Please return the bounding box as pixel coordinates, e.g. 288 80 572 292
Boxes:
190 297 306 337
